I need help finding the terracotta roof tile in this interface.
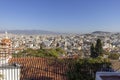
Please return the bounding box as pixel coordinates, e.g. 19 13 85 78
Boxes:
9 57 68 80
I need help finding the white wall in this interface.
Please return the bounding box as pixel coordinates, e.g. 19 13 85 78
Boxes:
0 68 20 80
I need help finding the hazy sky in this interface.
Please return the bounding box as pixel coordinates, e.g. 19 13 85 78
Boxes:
0 0 120 33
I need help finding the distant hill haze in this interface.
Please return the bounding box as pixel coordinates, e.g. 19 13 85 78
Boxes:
92 31 111 34
0 30 61 35
0 30 113 35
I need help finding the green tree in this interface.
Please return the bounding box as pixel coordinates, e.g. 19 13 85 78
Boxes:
13 48 66 58
90 43 96 58
108 53 120 60
95 39 103 57
67 58 111 80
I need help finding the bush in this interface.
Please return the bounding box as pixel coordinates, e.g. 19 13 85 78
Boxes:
108 53 120 60
67 58 111 80
12 48 66 58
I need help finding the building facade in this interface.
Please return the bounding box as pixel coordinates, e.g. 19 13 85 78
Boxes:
0 32 20 80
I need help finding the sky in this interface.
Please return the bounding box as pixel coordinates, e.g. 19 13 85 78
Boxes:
0 0 120 33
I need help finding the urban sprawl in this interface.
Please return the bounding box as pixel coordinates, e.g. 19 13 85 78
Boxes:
0 31 120 58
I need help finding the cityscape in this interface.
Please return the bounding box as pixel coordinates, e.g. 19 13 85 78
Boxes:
0 30 119 80
0 0 120 80
1 30 120 59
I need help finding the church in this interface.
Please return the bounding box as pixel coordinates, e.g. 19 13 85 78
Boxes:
0 32 20 80
0 31 12 65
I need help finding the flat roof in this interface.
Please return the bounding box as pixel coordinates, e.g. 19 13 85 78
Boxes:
0 63 20 69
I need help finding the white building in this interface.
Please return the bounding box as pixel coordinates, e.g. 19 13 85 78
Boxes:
0 32 21 80
0 64 21 80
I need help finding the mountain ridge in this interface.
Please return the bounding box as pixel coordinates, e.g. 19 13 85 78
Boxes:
0 30 62 35
92 31 111 34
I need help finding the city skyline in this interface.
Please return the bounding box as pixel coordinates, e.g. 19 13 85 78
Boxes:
0 0 120 33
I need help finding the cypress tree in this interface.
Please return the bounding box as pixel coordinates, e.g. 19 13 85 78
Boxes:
95 39 103 57
90 43 95 58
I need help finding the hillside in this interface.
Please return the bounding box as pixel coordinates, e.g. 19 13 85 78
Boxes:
92 31 111 34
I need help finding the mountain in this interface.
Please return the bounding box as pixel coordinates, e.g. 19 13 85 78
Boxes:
92 31 111 34
0 30 62 35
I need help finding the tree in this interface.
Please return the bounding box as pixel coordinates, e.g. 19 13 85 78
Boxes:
108 53 120 60
67 58 111 80
95 39 103 57
90 43 96 58
90 39 104 58
13 48 66 58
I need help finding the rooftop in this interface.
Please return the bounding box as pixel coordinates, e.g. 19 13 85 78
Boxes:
9 57 68 80
0 63 20 69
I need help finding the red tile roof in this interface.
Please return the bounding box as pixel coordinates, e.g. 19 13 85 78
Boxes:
9 57 68 80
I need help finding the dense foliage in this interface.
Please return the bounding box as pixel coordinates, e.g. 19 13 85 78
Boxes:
12 48 66 58
108 53 120 60
90 39 103 58
67 57 111 80
95 39 103 56
90 43 96 58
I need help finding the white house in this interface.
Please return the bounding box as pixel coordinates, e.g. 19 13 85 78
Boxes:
0 64 21 80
